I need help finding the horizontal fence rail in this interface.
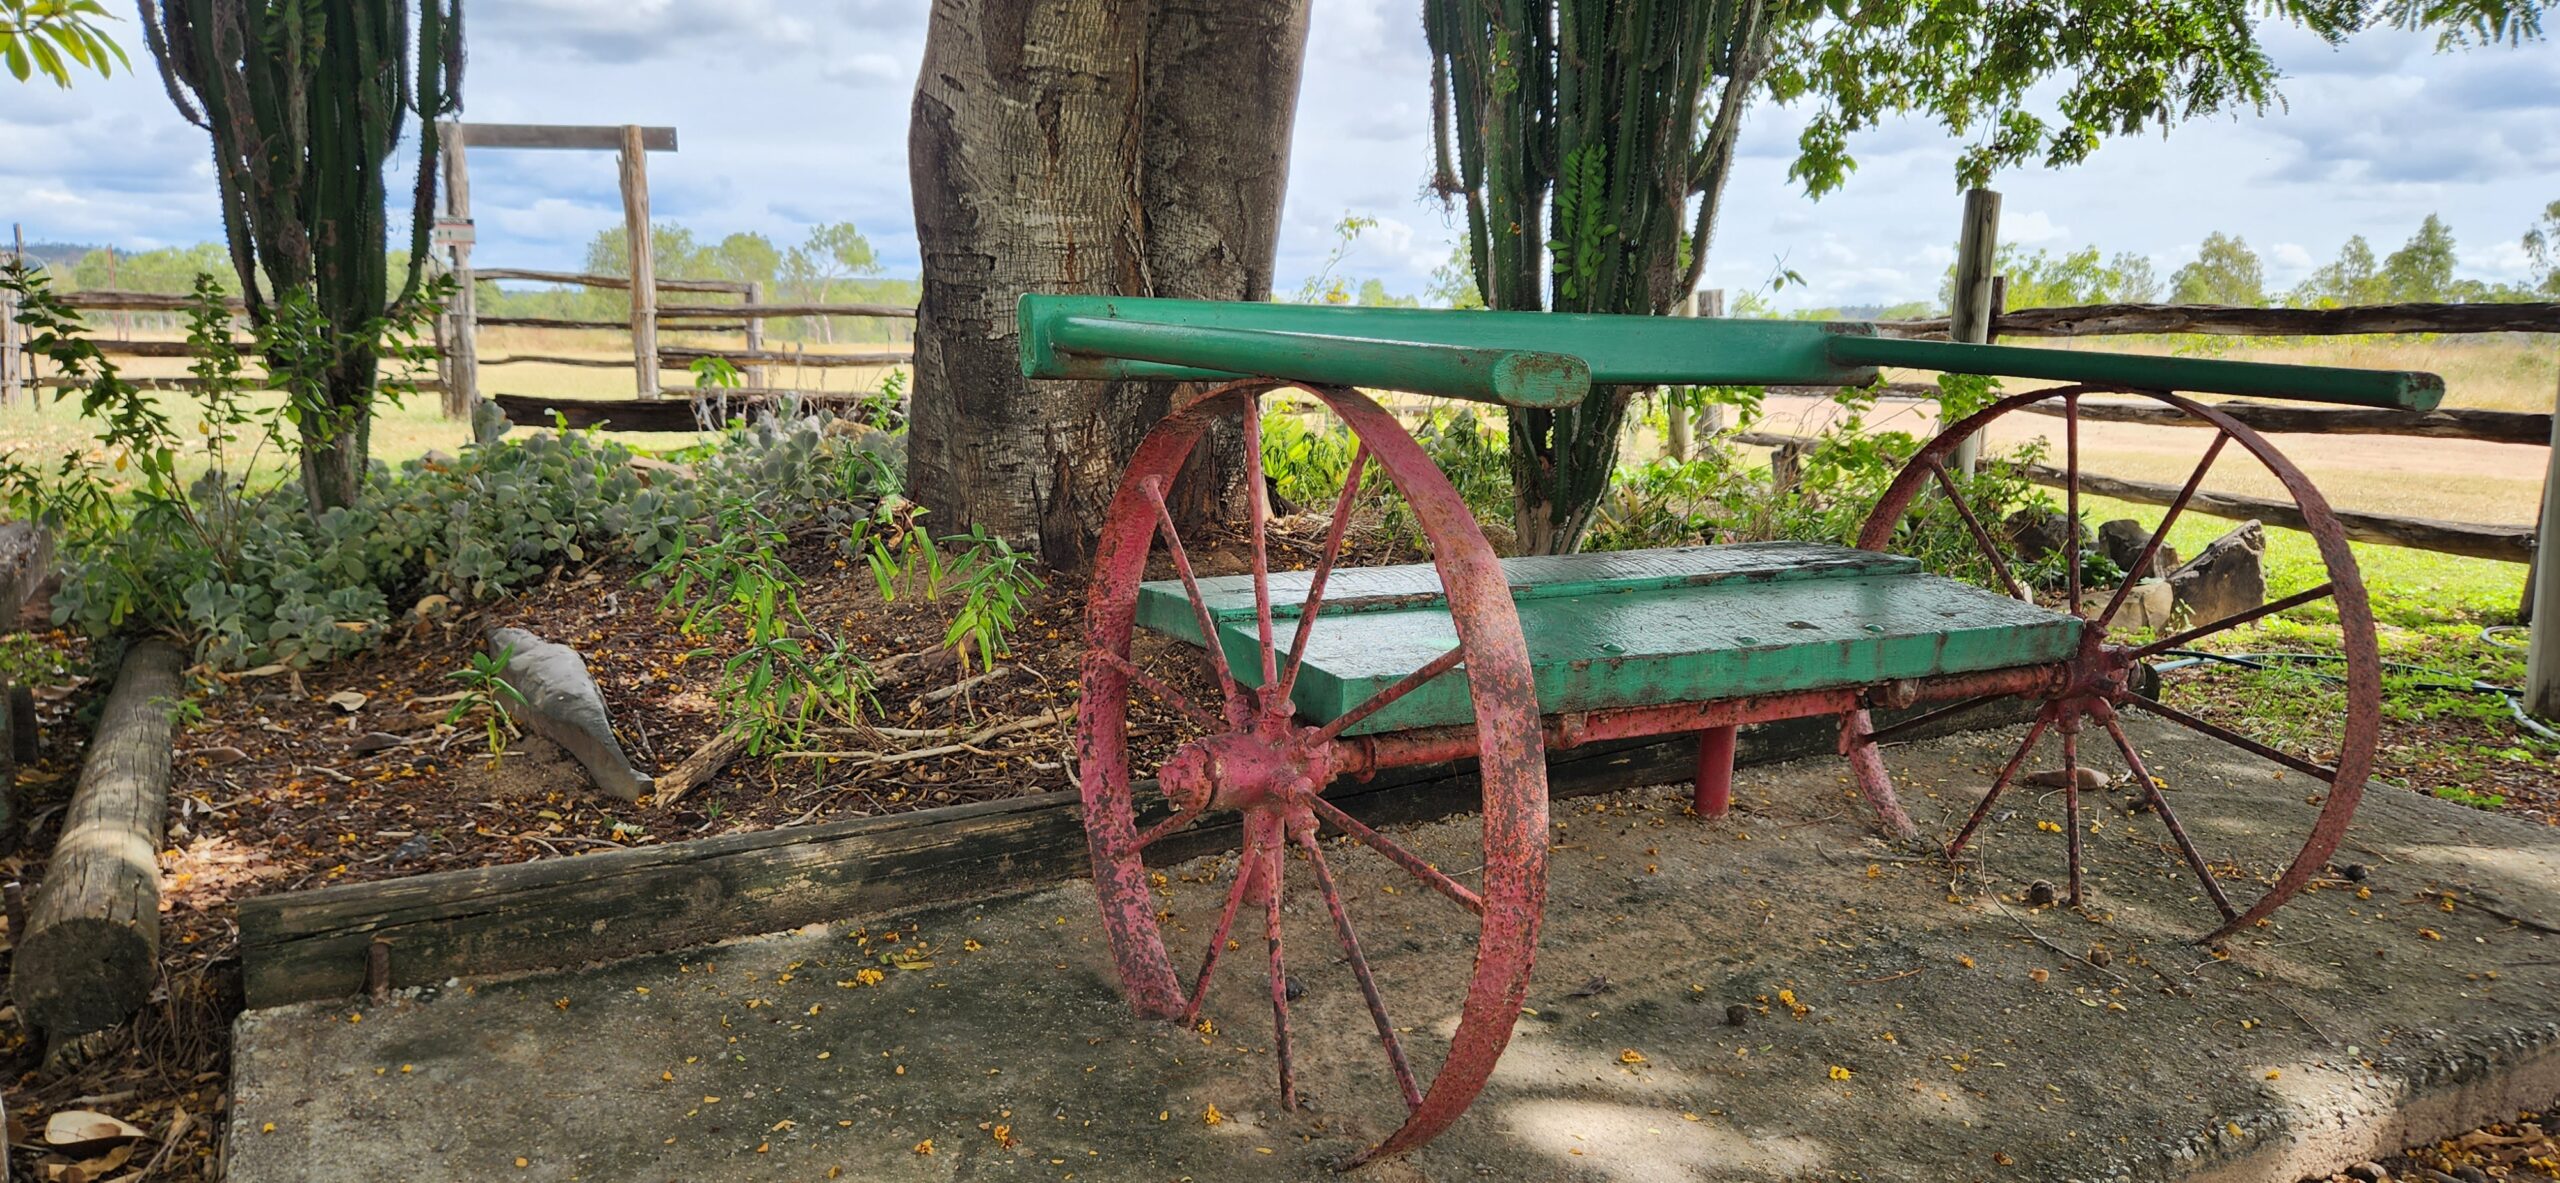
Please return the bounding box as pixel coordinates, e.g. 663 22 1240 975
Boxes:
1880 300 2560 339
1732 429 2536 565
2017 398 2551 447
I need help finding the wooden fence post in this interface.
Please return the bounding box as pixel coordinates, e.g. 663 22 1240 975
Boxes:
1696 288 1725 438
2 225 20 410
2527 373 2560 721
1948 188 2001 474
1 286 19 411
1666 292 1695 461
744 281 768 392
618 124 659 400
438 121 482 425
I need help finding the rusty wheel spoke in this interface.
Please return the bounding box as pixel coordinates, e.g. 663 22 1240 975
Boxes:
1947 709 2053 858
1924 456 2029 602
2132 583 2336 660
2123 692 2339 783
1313 646 1467 743
2095 432 2229 630
2096 708 2239 923
1140 476 1246 726
1308 795 1486 915
1181 847 1260 1027
1092 648 1221 731
1129 807 1200 853
1264 843 1299 1110
1241 401 1280 688
1298 829 1423 1110
1280 444 1370 704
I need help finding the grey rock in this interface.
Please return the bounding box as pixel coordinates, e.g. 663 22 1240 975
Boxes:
2097 518 2179 579
2345 1162 2390 1183
2004 507 2086 567
2168 520 2266 628
486 627 652 802
2080 579 2174 635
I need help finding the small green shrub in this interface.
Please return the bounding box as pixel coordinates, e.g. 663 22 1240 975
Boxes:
444 644 526 758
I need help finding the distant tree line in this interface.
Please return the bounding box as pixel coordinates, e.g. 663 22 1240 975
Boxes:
1947 208 2558 315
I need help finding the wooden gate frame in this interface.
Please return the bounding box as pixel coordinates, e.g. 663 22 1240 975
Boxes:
435 122 679 418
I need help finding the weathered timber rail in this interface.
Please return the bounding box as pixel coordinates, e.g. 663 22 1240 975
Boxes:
1732 429 2537 564
1881 300 2560 339
2017 398 2550 446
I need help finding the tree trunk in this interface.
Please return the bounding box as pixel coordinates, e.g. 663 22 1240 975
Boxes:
908 0 1311 568
296 359 377 511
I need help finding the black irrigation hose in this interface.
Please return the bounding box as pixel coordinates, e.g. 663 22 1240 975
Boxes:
2151 648 2559 745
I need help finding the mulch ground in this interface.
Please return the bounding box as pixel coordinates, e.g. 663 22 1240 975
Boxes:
1 514 2553 1181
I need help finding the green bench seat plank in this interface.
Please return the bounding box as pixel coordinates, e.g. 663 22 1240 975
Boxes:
1135 543 2081 736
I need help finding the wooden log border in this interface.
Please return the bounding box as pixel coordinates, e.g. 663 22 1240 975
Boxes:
235 704 2021 1009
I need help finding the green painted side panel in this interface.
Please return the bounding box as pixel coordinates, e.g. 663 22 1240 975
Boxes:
1018 294 1880 388
1137 543 2081 736
1827 335 2444 412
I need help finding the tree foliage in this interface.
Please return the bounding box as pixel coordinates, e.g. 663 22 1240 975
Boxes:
0 0 126 85
2527 200 2560 297
137 0 465 512
2170 231 2266 305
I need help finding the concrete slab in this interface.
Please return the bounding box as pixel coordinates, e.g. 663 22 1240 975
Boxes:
228 717 2560 1183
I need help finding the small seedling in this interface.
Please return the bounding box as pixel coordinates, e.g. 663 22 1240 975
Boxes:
445 645 526 759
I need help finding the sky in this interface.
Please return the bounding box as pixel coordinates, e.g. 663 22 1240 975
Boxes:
1 0 2554 311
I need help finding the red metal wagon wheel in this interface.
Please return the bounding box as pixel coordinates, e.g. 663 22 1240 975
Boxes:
1851 384 2378 943
1077 380 1547 1164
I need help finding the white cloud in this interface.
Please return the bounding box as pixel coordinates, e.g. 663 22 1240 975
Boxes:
2004 210 2071 245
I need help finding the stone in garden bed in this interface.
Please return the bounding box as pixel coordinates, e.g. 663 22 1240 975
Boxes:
487 627 653 803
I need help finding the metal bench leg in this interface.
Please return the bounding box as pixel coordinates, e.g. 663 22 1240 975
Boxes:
1692 725 1737 818
1841 709 1920 843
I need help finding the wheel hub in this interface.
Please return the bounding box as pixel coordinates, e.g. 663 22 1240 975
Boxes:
1158 726 1337 815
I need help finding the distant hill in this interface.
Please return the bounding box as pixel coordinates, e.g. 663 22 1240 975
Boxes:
11 241 106 269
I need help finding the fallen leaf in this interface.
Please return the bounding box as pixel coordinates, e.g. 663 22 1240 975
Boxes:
325 690 369 713
45 1110 144 1147
1618 1048 1648 1065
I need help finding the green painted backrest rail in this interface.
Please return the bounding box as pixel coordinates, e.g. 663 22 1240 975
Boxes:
1017 294 2444 412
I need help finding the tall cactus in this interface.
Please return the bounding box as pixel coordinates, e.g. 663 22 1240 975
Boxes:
137 0 463 511
1426 0 1749 554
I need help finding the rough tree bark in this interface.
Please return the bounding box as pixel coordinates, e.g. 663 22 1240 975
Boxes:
908 0 1312 567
